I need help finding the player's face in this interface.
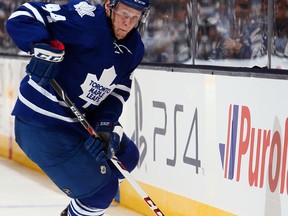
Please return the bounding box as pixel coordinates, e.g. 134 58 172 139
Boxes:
110 3 142 39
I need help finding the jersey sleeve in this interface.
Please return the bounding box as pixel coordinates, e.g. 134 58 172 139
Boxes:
6 2 60 53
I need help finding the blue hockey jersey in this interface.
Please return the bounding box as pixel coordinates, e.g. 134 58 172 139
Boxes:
6 0 144 131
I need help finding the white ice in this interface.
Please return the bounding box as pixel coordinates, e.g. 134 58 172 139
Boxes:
0 157 142 216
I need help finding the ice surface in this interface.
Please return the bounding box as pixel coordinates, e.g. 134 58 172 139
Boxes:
0 158 142 216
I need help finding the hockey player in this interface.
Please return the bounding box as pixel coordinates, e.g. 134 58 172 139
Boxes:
6 0 150 215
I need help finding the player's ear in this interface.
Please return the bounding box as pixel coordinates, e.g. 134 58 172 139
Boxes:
104 0 111 16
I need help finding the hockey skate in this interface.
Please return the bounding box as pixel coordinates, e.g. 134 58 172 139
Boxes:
60 206 68 216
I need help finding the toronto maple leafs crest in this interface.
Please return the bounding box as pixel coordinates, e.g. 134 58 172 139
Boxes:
80 67 117 108
74 1 96 17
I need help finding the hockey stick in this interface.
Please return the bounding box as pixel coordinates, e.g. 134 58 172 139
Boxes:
50 79 164 216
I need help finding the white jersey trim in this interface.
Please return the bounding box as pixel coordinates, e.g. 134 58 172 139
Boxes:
111 92 125 105
28 78 67 107
23 3 46 26
18 90 78 123
69 199 106 216
8 11 34 20
115 84 130 93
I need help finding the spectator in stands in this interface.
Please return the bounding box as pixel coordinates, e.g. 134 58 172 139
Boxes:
141 3 172 63
195 0 230 60
141 0 191 63
196 18 225 60
0 0 19 54
217 0 266 59
272 0 288 58
0 7 5 45
171 0 191 62
217 0 233 39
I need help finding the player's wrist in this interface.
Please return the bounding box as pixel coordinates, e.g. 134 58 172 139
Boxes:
33 40 65 62
26 40 65 86
94 121 123 159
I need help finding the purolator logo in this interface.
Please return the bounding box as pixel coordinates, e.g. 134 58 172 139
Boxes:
219 104 288 194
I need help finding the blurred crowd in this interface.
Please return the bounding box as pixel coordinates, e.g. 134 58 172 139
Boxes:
0 0 20 54
141 0 288 65
1 0 288 67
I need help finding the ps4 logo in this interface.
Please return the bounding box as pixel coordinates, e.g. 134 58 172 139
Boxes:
133 78 201 173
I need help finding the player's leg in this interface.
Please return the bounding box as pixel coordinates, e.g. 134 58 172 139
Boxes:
15 117 139 216
113 133 140 178
14 116 112 201
65 174 119 215
62 133 140 216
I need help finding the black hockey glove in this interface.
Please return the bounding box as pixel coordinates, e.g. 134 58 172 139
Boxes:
26 40 65 86
94 121 123 162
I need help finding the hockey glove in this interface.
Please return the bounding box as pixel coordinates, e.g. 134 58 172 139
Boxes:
94 121 123 162
83 136 107 162
26 40 65 86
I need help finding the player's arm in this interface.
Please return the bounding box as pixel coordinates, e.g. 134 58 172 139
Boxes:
6 2 49 53
6 2 58 53
6 2 66 86
94 80 133 123
90 39 145 154
85 70 135 160
91 41 145 123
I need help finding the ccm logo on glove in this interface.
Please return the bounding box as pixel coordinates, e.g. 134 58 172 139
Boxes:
26 40 65 86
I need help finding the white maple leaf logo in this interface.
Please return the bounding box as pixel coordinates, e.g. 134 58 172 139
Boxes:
80 67 117 108
74 1 96 18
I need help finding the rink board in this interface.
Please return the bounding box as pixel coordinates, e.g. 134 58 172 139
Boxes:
120 68 288 216
1 57 288 215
